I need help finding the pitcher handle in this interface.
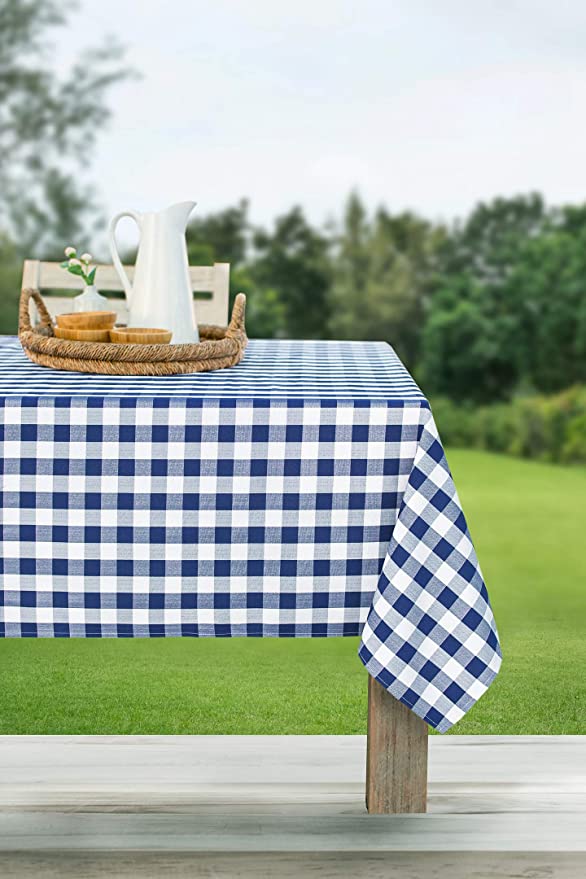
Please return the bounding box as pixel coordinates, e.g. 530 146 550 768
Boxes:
108 210 141 306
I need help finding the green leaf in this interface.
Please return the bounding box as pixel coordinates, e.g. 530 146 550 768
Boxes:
60 261 69 269
88 267 97 285
67 264 83 276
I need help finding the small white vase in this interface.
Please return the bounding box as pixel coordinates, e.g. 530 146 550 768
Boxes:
73 285 110 313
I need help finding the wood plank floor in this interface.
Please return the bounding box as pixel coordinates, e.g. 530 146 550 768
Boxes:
0 736 584 877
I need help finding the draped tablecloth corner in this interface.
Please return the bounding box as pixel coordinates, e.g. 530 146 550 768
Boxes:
357 406 502 733
0 336 501 733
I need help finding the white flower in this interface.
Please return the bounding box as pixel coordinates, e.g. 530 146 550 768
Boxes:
64 246 76 257
80 252 92 263
68 258 82 266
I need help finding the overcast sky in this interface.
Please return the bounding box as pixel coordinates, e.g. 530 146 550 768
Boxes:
56 0 586 244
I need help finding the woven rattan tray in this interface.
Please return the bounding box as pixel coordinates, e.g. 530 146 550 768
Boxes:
18 288 247 376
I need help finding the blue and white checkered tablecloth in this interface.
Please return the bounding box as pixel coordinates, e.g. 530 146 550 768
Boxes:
0 336 501 732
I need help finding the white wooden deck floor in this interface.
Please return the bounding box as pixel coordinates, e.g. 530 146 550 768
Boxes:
0 736 584 877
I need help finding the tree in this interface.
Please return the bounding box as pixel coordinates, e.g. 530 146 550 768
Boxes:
327 192 370 338
251 206 332 338
0 233 21 333
421 278 520 402
0 0 131 256
329 194 442 369
421 194 550 402
439 193 548 283
508 225 586 392
186 199 249 268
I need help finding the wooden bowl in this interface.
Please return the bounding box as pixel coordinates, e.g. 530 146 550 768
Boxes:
56 311 117 330
54 327 112 342
110 328 172 345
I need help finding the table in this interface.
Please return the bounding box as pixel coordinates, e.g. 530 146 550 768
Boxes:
0 336 502 813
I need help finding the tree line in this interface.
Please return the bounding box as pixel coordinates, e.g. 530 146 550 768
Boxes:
185 192 586 404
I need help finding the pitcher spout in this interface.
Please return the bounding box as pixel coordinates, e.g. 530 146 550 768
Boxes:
163 200 196 232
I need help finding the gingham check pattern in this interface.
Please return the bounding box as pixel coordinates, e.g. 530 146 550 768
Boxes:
0 337 501 731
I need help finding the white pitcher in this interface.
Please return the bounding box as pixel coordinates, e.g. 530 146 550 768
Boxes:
108 201 199 344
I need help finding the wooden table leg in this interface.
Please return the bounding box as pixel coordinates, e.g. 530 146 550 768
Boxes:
366 676 428 814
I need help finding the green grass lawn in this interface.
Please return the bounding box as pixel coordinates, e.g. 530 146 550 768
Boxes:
1 450 585 735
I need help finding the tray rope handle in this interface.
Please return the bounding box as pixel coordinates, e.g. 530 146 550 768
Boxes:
226 292 246 339
19 288 54 337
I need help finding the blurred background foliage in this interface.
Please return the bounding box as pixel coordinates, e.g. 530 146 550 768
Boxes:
1 1 585 462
